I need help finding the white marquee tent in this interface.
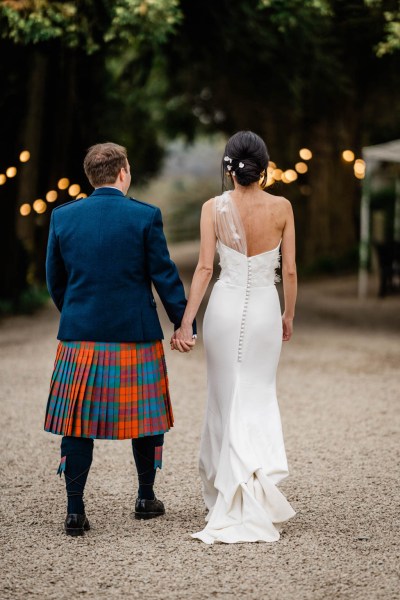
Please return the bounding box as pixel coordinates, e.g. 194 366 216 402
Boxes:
358 139 400 297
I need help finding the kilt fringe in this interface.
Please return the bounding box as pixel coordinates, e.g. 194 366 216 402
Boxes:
45 341 173 440
57 456 67 477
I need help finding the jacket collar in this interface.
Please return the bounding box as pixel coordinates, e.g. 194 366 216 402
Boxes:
90 187 125 198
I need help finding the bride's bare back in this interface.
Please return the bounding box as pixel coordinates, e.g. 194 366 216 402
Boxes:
229 188 290 257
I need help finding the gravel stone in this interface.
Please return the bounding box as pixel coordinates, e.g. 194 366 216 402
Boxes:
0 252 399 600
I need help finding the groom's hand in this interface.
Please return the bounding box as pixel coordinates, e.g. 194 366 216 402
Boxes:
170 326 196 353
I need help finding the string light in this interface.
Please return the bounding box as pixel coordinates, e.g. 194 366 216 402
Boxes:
6 166 17 178
284 169 298 182
342 150 355 162
0 174 6 185
354 158 366 170
33 199 47 214
10 145 366 213
46 190 58 202
68 184 81 196
58 178 69 190
354 158 366 179
20 203 31 216
19 150 30 163
299 148 312 160
295 162 308 174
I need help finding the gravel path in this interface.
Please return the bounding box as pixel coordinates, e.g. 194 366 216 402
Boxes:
1 253 399 600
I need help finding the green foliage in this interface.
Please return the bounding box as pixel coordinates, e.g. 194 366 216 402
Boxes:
377 10 400 56
259 1 399 55
0 285 49 316
364 1 400 56
0 0 182 53
106 0 182 47
258 0 333 28
0 2 100 51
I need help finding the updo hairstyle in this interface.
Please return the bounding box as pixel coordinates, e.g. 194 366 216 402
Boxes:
221 131 269 190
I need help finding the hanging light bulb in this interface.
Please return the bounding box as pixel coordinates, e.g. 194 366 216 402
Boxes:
58 178 70 190
68 184 81 196
33 199 47 214
19 150 30 163
342 150 355 162
299 148 312 160
295 162 308 174
46 190 58 202
284 169 298 182
20 203 32 216
6 166 17 178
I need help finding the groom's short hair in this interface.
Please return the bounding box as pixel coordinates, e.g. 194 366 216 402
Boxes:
84 142 128 188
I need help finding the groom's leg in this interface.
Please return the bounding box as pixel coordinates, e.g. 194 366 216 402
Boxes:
60 436 94 514
131 434 164 500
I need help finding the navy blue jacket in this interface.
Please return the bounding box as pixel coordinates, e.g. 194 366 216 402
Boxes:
46 187 193 342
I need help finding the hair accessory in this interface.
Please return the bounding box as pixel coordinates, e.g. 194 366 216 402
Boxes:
239 162 244 168
224 156 233 163
232 171 236 176
227 164 232 171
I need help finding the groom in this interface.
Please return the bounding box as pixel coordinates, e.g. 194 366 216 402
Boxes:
45 142 195 535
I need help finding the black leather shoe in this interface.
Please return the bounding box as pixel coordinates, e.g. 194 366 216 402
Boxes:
134 497 165 520
64 513 90 536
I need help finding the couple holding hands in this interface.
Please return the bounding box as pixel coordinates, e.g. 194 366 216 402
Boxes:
45 131 296 544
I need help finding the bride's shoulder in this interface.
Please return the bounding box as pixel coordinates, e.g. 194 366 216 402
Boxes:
265 193 292 211
204 191 231 209
202 194 223 211
201 199 216 223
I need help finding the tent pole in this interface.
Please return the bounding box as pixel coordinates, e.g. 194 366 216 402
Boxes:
394 177 400 242
358 171 371 298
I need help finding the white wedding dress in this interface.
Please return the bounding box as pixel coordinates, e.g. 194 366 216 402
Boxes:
191 191 295 544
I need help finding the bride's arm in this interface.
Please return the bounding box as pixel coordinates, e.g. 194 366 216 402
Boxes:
172 200 216 352
281 199 297 342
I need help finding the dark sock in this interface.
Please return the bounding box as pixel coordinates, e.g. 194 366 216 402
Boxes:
60 436 94 514
131 434 164 500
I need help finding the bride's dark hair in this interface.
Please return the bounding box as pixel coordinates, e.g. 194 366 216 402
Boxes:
222 131 269 190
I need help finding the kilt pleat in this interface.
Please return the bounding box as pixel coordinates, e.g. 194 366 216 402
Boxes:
89 348 102 438
44 340 173 440
50 344 66 430
55 344 75 431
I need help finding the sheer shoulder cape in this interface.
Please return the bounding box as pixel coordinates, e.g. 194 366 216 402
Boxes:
213 192 247 255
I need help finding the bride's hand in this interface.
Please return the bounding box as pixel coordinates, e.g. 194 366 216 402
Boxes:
282 314 293 342
170 325 196 353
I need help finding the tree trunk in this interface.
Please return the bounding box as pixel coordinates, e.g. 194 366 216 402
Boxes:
16 50 48 249
304 119 359 268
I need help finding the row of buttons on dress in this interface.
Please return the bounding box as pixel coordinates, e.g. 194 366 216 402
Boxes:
238 259 252 363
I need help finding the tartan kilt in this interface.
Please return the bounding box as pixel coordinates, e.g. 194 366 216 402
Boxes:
44 340 173 440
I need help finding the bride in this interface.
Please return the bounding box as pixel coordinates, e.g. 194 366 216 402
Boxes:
172 130 297 544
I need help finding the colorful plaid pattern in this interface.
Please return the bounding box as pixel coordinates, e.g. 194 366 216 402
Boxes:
44 341 173 440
